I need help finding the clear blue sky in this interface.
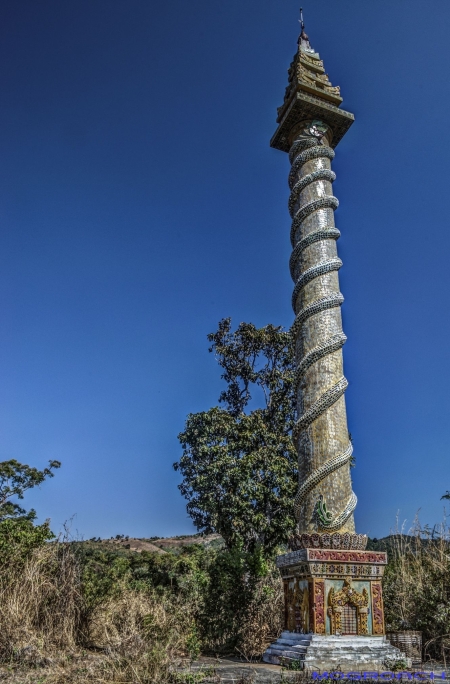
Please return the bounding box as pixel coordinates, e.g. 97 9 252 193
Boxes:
0 0 448 540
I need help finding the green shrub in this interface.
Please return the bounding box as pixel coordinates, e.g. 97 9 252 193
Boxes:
0 517 54 566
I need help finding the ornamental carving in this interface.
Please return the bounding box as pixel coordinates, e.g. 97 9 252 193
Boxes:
289 532 368 551
371 582 385 635
307 549 387 564
313 579 326 634
298 66 317 86
300 53 324 71
297 63 340 98
328 579 369 636
284 579 310 633
316 72 332 86
277 40 342 121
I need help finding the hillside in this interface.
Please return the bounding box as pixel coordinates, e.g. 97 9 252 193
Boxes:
81 532 224 554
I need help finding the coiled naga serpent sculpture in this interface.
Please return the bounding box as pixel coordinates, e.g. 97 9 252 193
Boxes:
289 122 357 533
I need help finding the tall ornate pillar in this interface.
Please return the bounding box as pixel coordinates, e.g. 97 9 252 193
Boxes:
263 16 403 669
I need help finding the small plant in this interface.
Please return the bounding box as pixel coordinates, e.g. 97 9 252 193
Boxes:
384 657 408 671
169 667 218 683
280 656 303 671
280 673 314 684
287 658 304 671
186 625 202 661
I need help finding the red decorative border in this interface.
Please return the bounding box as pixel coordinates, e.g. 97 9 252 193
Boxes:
313 579 326 634
307 549 387 564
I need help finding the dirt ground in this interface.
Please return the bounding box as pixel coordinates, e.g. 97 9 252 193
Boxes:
185 656 299 682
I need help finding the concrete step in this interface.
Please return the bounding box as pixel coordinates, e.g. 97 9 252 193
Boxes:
279 632 311 642
265 644 306 653
307 647 401 654
274 639 309 648
267 648 307 656
265 649 306 659
263 634 406 669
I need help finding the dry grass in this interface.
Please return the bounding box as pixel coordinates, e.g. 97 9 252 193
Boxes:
0 542 81 662
0 535 288 681
0 541 203 683
236 569 284 660
383 517 450 664
12 522 450 681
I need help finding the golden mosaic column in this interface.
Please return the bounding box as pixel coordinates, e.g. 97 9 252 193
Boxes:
290 121 356 535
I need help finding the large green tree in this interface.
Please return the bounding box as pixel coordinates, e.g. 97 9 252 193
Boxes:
174 319 297 557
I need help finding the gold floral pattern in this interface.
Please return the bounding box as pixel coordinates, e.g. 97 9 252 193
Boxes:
328 579 369 635
371 582 385 635
284 579 310 633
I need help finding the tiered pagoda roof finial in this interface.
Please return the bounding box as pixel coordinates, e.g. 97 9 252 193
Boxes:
270 9 354 152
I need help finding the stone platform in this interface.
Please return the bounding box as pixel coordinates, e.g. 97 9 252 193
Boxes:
263 632 406 670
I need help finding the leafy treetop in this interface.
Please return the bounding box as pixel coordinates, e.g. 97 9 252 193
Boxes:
175 318 297 558
0 459 61 522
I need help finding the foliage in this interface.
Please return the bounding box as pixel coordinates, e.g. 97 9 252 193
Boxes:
0 458 60 522
175 318 297 557
200 545 261 652
382 520 450 662
0 538 207 682
0 529 285 683
0 536 80 662
0 517 55 566
8 524 450 679
75 540 281 655
0 459 61 567
76 542 211 612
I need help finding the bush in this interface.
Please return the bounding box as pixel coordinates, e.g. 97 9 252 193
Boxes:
0 538 80 661
76 541 283 657
382 520 450 662
0 517 54 565
0 536 284 681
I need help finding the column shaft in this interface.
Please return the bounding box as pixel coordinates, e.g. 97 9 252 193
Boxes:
289 124 356 534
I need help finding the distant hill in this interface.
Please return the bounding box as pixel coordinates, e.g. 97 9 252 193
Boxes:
81 532 224 554
366 534 446 553
78 533 436 557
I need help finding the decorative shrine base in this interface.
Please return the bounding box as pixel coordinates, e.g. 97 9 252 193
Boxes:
263 548 404 669
263 633 405 669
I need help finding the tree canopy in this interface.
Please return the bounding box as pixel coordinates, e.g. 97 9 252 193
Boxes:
0 459 61 522
174 319 297 557
0 459 61 560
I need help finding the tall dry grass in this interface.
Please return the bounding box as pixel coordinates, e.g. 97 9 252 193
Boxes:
0 541 80 661
237 568 283 660
0 540 202 682
0 536 288 681
382 517 450 664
